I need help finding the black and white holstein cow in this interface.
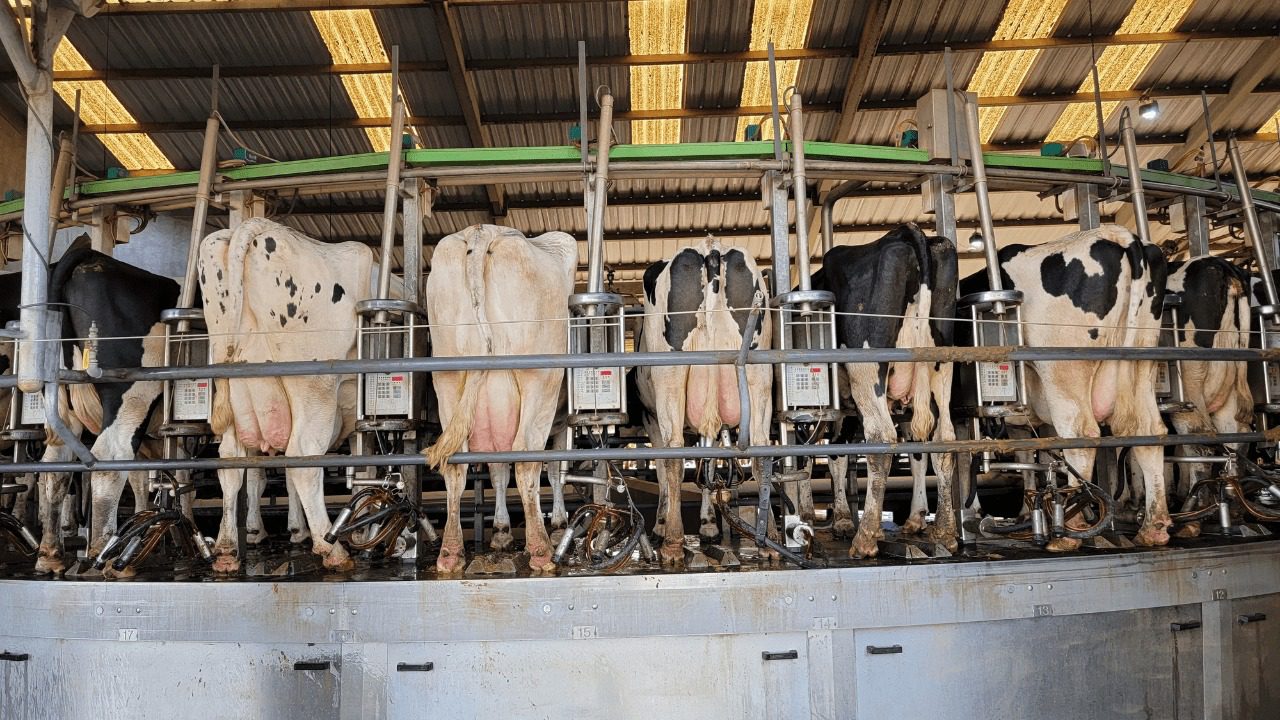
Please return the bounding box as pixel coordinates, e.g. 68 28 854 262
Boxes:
636 236 773 565
425 224 577 574
37 247 180 572
1162 256 1253 529
808 224 959 558
964 224 1172 550
200 218 372 571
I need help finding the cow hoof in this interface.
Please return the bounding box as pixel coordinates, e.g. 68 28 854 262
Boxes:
758 545 781 564
698 520 720 543
526 543 554 572
323 555 354 573
212 553 241 574
849 533 880 559
490 528 514 552
104 565 137 580
659 543 684 567
901 513 926 536
1173 522 1201 539
927 525 960 553
832 517 856 539
289 527 311 544
436 545 465 575
1045 537 1082 553
34 549 64 575
1134 524 1170 548
245 529 267 546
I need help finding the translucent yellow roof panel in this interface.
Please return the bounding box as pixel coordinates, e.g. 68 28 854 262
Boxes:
52 40 173 170
965 0 1070 143
311 9 407 150
1046 0 1195 141
628 0 687 144
735 0 814 141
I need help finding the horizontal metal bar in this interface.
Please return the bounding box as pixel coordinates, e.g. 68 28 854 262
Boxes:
2 430 1268 475
9 345 1280 388
1170 621 1202 632
1236 613 1267 624
396 662 434 672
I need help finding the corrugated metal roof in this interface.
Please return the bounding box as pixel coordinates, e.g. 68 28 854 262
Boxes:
0 0 1274 275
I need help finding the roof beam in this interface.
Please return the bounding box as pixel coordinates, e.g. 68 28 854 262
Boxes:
1164 38 1280 172
432 0 503 216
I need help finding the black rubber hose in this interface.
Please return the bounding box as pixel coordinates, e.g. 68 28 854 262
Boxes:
1063 484 1116 540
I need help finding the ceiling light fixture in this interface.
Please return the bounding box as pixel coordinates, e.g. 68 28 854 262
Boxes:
1138 92 1160 120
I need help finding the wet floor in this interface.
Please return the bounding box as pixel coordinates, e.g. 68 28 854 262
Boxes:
2 525 1275 584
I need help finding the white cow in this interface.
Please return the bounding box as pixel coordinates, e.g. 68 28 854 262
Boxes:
425 224 576 574
635 237 773 565
989 224 1172 549
200 218 372 571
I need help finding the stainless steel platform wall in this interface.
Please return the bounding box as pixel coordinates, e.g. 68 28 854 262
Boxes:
1 542 1277 720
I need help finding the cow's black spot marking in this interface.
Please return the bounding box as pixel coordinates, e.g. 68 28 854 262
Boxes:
1039 240 1126 319
332 283 345 303
302 315 309 324
661 248 706 350
286 302 297 318
642 260 668 305
264 236 276 255
285 277 297 297
275 276 281 286
723 249 759 343
218 302 225 314
314 283 321 294
1177 256 1247 348
1088 328 1099 340
704 248 722 295
279 314 287 327
216 269 222 282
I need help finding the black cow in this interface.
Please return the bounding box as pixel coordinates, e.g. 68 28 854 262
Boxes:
806 224 959 557
1164 257 1253 513
35 247 179 573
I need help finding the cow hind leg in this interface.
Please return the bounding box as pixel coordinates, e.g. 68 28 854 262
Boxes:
489 463 514 552
35 471 72 574
515 461 555 572
245 468 267 545
830 455 855 538
902 453 928 535
286 473 310 544
847 364 896 559
212 434 249 572
437 463 468 574
699 485 719 542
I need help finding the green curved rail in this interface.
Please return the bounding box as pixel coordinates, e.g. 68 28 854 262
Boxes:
1 140 1276 218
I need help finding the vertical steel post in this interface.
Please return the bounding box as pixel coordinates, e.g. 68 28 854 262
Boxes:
1119 110 1153 246
401 179 425 306
1074 184 1100 231
1182 194 1211 257
177 66 221 319
376 46 406 305
578 41 593 243
586 92 613 295
789 93 812 291
766 42 790 296
961 97 1005 310
17 86 54 394
46 134 73 258
1228 136 1279 315
929 176 957 242
1201 91 1223 191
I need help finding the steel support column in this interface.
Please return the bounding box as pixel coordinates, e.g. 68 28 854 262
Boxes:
925 175 957 242
1183 194 1211 257
1072 183 1100 231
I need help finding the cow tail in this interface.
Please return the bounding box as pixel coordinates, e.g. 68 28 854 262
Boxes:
907 225 935 441
210 378 234 436
1233 282 1254 425
426 228 493 469
221 218 269 362
425 370 486 469
68 377 102 435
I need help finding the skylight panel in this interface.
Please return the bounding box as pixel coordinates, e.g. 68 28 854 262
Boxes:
965 0 1070 143
734 0 814 142
627 0 687 144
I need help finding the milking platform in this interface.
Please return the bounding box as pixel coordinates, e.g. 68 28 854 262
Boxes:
0 531 1276 719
